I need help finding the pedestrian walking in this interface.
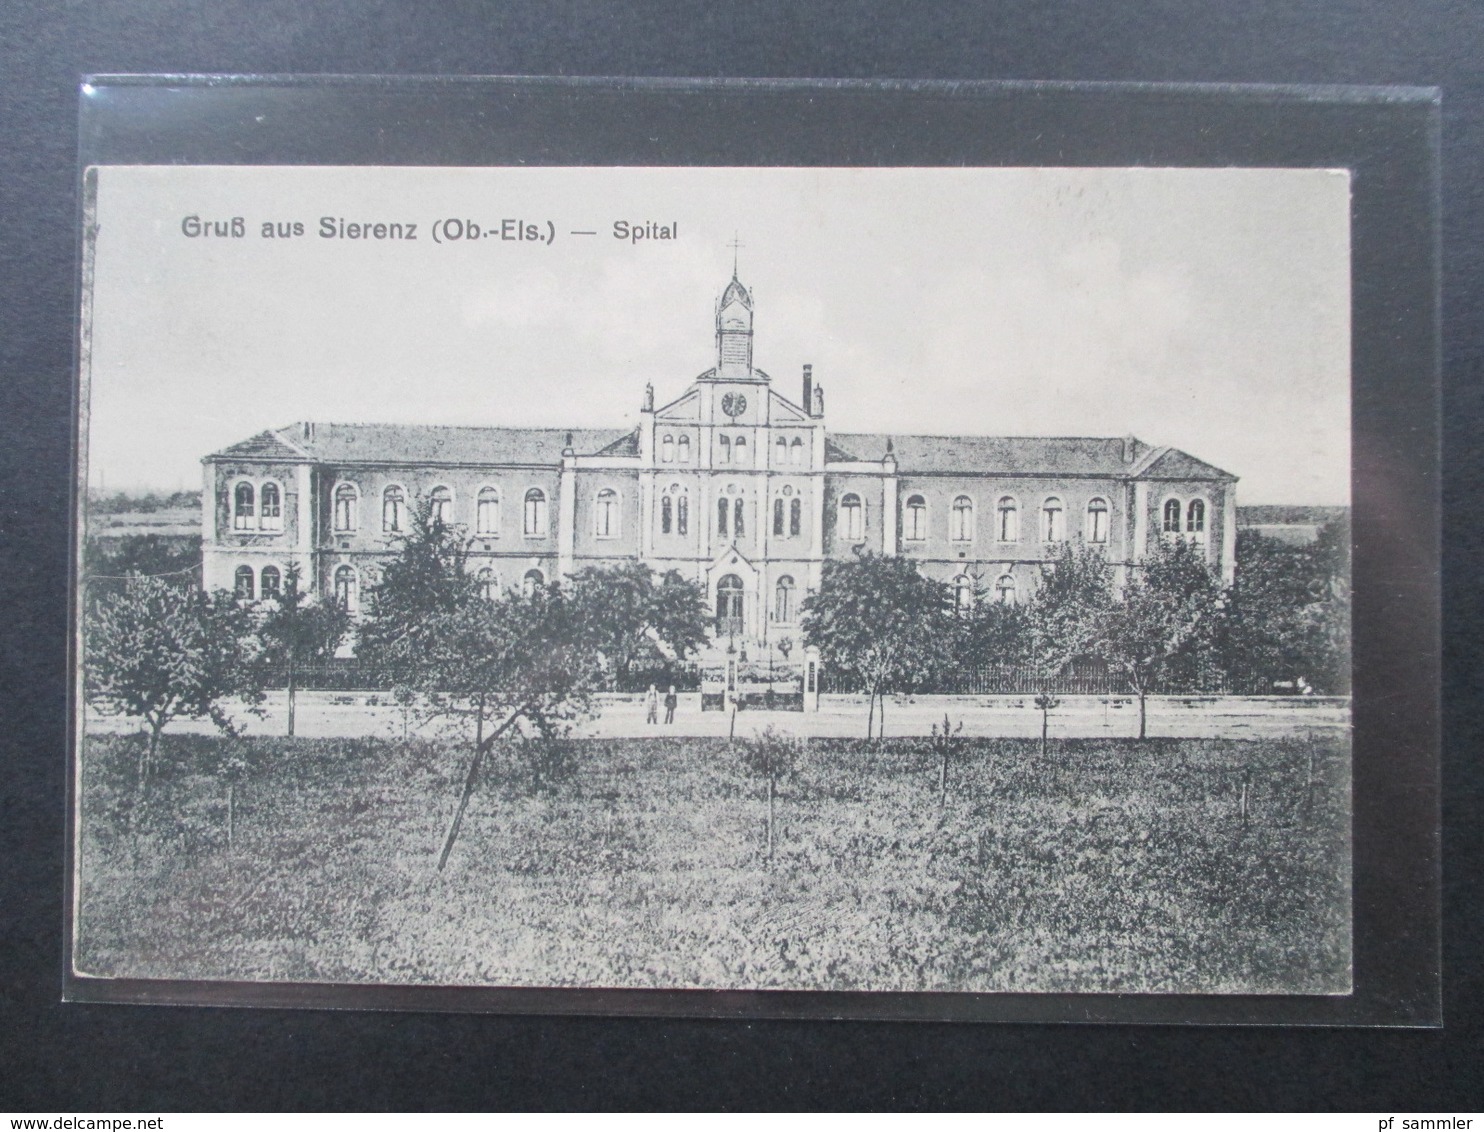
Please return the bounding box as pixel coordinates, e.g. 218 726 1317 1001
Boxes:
644 683 659 724
664 685 678 724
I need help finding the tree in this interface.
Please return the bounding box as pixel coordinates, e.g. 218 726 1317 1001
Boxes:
1220 521 1351 694
356 501 609 868
565 561 709 689
84 576 263 791
1024 539 1115 743
801 552 950 739
257 563 350 736
1100 538 1225 738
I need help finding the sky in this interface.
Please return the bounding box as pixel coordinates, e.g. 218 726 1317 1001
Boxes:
85 164 1351 503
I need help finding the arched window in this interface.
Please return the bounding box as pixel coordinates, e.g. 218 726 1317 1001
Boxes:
775 436 788 465
677 434 691 463
840 493 864 541
382 485 406 533
716 573 744 631
1163 498 1183 533
476 487 500 536
790 437 804 465
334 483 358 532
232 482 255 530
994 573 1017 605
334 564 358 612
234 564 255 599
429 485 453 526
718 435 731 464
1042 497 1065 542
522 568 544 597
717 496 729 536
477 567 497 601
524 488 547 536
904 495 928 541
775 575 796 623
661 434 674 463
676 492 689 535
661 494 673 534
1087 497 1109 544
733 435 748 466
773 497 785 536
259 482 282 529
1187 498 1206 535
790 497 802 537
733 497 746 538
953 574 973 614
951 495 974 542
996 496 1019 542
260 565 281 599
595 488 620 538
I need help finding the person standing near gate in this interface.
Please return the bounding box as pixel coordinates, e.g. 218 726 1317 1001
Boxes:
664 685 678 724
644 683 659 725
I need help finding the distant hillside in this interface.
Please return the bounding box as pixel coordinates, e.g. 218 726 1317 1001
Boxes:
1237 505 1348 526
89 489 201 515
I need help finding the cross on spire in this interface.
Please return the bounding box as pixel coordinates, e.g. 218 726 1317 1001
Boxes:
728 232 745 276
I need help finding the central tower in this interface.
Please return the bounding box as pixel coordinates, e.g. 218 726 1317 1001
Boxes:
715 272 754 379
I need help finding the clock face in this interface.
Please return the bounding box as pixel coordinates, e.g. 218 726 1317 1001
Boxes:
721 392 748 418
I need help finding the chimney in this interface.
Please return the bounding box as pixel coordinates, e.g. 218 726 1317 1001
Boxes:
1122 434 1137 464
802 364 813 413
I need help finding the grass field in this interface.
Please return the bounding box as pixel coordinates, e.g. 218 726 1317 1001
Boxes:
75 728 1351 994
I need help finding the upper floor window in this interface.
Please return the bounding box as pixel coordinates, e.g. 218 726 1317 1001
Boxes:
333 483 358 532
232 482 255 530
790 497 802 538
994 573 1017 605
595 488 620 538
733 497 746 538
1042 497 1065 542
1163 498 1183 534
733 435 748 466
477 567 497 602
661 434 675 463
904 495 928 542
1087 497 1109 544
790 437 804 465
677 434 691 463
718 435 731 464
476 487 500 536
662 494 674 535
260 565 281 600
382 483 406 534
1187 498 1206 535
951 495 974 542
523 488 547 537
996 496 1019 542
773 497 786 537
840 493 864 541
234 564 255 600
334 564 358 613
676 492 689 535
259 482 283 530
429 485 453 526
717 497 729 537
382 485 406 533
775 436 788 465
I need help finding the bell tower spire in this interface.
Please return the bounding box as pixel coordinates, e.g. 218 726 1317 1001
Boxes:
715 253 754 379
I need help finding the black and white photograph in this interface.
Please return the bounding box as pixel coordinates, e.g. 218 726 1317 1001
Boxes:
72 161 1355 1000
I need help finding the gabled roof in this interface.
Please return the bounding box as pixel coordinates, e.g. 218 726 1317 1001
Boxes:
829 433 1235 480
210 430 311 462
1136 447 1238 482
208 423 637 467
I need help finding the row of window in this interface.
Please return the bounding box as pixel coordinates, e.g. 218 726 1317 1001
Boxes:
330 483 603 539
833 493 1202 546
952 573 1019 609
658 433 808 466
232 563 550 610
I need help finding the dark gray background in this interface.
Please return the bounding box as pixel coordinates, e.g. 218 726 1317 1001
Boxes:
3 1 1479 1110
